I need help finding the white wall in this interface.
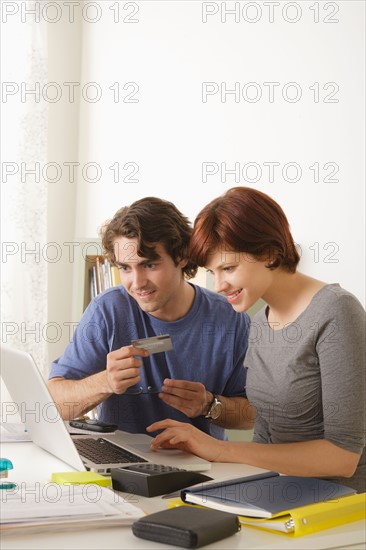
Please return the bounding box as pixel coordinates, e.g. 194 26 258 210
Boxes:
73 0 365 304
47 8 82 361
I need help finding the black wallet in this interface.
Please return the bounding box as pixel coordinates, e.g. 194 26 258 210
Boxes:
132 506 241 548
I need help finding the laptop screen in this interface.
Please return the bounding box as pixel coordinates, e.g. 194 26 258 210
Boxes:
1 345 86 471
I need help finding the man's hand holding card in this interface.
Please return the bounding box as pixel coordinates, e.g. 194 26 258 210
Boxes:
131 335 211 418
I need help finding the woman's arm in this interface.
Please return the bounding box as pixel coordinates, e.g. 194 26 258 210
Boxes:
147 419 360 478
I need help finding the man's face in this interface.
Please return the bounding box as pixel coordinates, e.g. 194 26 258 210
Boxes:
113 237 188 321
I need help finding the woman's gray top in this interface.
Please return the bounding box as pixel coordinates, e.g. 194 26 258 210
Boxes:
246 284 365 492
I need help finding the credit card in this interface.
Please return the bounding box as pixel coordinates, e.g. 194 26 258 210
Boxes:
132 334 173 354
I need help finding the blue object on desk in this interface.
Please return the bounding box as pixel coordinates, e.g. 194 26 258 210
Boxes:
0 457 17 489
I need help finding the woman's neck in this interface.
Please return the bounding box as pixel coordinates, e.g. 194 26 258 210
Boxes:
263 271 327 329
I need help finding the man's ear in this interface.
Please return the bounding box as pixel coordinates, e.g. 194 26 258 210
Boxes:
177 257 188 269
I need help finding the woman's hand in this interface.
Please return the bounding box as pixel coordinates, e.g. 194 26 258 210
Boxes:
146 419 225 462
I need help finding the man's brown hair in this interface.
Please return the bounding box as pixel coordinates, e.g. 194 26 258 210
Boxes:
101 197 198 279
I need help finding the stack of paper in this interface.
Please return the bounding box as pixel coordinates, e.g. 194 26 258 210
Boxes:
0 484 144 535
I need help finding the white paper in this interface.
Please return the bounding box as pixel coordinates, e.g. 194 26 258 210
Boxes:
0 484 144 527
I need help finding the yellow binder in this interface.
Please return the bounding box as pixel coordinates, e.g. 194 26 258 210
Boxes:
238 493 366 536
168 493 366 537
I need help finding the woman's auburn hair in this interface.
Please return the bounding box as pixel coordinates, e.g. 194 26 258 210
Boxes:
189 186 300 272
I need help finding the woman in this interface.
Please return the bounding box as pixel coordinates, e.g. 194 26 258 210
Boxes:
147 187 366 492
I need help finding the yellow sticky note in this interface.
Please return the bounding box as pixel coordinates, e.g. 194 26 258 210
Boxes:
51 471 111 486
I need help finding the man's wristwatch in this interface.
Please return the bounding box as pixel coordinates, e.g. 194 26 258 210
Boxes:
204 393 223 420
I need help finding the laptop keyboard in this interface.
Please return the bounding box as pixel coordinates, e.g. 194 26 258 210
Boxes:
73 438 148 464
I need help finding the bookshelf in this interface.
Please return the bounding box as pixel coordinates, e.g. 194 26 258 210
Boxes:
83 255 121 311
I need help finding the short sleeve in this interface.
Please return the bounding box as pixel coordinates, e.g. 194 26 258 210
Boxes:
49 299 110 380
317 293 366 454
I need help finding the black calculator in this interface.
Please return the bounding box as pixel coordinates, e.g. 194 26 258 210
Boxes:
111 463 212 497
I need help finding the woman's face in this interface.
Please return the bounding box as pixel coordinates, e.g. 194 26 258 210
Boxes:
205 247 273 312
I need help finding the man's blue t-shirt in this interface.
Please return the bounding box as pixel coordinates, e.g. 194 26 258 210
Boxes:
50 284 250 439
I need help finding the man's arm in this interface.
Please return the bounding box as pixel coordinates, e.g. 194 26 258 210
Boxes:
48 372 112 420
48 345 148 420
158 379 254 429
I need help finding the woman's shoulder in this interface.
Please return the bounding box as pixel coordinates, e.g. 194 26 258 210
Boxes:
317 283 363 305
311 283 365 319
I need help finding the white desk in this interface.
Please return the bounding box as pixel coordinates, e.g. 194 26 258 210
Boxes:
1 442 365 550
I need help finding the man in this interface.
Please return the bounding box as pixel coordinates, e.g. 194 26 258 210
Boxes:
48 197 253 439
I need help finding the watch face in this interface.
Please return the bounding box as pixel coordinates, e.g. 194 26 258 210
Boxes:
210 399 222 420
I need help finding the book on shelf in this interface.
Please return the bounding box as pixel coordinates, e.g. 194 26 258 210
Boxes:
95 256 102 293
111 265 121 286
0 484 144 535
90 265 98 300
181 471 356 518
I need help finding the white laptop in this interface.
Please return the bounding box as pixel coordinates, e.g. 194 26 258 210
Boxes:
0 345 211 474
